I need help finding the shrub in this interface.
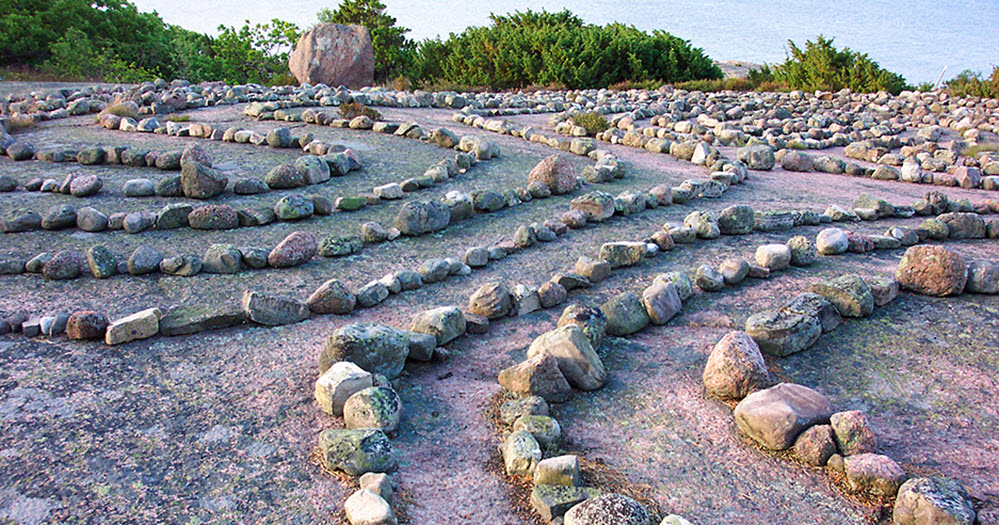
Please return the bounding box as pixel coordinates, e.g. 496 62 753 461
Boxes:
571 112 610 135
338 102 382 121
672 77 758 92
415 9 721 90
756 36 908 95
945 67 999 98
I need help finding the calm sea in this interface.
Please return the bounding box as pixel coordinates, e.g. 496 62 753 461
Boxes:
133 0 999 85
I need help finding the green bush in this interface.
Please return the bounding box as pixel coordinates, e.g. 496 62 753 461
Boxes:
571 112 610 135
945 67 999 98
415 9 721 90
752 36 908 94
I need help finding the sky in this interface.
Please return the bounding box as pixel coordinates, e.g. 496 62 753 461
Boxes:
130 0 1000 84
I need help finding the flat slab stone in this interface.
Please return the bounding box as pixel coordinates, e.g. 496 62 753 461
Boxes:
734 382 833 450
106 307 162 345
159 304 246 336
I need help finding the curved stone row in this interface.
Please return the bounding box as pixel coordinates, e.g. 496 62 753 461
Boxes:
702 247 995 524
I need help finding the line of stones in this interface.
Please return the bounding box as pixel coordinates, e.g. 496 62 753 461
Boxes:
701 247 995 523
488 218 998 523
1 152 979 340
305 187 990 524
454 95 998 194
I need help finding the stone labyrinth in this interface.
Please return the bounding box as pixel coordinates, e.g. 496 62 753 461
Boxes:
0 80 997 525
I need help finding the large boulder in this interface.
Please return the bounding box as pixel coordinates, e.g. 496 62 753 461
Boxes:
528 155 578 195
734 383 833 450
320 323 409 378
409 306 466 345
498 353 573 403
896 245 967 296
702 331 771 400
288 23 375 88
180 161 227 199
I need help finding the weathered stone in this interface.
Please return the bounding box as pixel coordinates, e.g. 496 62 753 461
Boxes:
202 244 243 274
499 353 573 403
965 260 999 294
780 293 842 333
653 272 693 301
105 307 162 345
42 250 83 280
844 453 907 499
896 245 967 296
127 245 163 275
241 290 310 326
642 282 681 325
528 155 577 195
866 275 900 306
318 428 396 476
557 304 607 349
320 323 409 378
737 144 775 170
274 194 314 220
531 485 603 522
500 396 549 425
816 228 850 255
344 489 396 525
702 331 771 400
893 477 976 525
41 204 77 230
180 161 227 199
416 258 450 283
718 258 750 285
307 279 356 314
734 383 833 450
69 175 103 197
344 386 402 433
696 264 725 292
534 455 580 487
570 191 615 222
794 424 837 467
315 361 374 416
938 212 986 240
806 275 874 317
527 324 606 390
745 310 822 356
564 493 649 525
187 205 238 230
756 244 792 271
85 245 117 279
158 304 245 336
600 292 650 336
468 282 513 319
393 200 450 235
718 204 755 235
684 210 720 239
410 306 466 345
512 414 561 447
786 236 817 267
501 430 541 476
598 242 646 268
268 231 317 268
65 311 108 340
159 255 202 276
288 23 375 88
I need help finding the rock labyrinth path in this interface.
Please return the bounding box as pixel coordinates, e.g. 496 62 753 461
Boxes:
0 82 996 525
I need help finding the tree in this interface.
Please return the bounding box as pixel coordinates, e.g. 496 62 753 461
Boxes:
317 0 415 83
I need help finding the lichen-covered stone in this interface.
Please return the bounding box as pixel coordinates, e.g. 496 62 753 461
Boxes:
702 331 771 400
893 477 976 525
745 310 822 356
734 383 833 450
343 386 402 433
896 245 967 296
318 428 396 476
527 324 606 391
320 323 409 378
806 274 874 317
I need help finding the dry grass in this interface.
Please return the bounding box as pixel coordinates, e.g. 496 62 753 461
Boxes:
164 114 190 122
101 102 139 119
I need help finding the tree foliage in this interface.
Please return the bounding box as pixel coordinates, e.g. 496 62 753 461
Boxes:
944 67 999 98
415 9 721 90
317 0 414 83
751 35 908 94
